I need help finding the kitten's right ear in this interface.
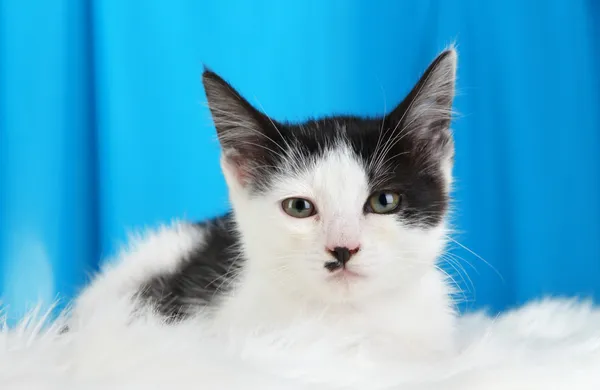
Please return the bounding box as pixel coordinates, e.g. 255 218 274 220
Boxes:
202 69 274 186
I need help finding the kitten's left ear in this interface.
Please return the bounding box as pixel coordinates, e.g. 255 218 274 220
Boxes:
387 49 457 163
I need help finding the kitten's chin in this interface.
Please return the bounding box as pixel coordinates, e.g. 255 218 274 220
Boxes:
321 268 368 301
316 271 407 307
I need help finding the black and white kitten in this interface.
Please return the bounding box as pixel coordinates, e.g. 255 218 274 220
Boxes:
126 48 457 353
74 49 457 361
8 48 600 390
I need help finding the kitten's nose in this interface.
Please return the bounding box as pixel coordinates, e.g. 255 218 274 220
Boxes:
326 246 360 269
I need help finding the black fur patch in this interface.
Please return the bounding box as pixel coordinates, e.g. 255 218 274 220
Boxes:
138 213 242 321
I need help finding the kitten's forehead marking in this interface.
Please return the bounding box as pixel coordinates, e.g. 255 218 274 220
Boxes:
306 143 369 215
311 145 368 248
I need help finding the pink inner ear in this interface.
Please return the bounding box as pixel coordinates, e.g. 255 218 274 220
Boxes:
224 154 252 187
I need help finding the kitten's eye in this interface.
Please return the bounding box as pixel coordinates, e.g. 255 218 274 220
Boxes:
281 198 316 218
366 191 402 214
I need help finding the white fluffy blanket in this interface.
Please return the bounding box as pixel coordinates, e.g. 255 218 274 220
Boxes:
2 297 600 390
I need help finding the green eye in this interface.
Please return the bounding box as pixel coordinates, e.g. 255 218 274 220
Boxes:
367 191 402 214
282 198 316 218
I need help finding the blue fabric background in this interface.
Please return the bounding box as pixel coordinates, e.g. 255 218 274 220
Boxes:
1 0 599 322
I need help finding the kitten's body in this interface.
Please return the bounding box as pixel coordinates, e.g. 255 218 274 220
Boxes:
139 213 241 320
3 48 600 389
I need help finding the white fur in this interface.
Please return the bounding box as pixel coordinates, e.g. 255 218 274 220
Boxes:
72 222 204 319
219 144 456 357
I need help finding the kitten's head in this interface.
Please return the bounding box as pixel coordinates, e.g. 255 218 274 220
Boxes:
203 50 456 304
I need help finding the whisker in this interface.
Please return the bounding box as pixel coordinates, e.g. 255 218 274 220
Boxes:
446 236 504 282
444 251 478 274
440 254 475 299
253 97 294 153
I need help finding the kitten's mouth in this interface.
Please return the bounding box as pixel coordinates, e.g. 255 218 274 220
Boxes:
326 267 364 280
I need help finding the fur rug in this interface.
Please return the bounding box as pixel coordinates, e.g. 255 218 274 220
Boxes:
2 297 600 389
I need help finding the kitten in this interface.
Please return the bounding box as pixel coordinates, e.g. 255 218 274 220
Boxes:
130 48 459 358
6 48 600 390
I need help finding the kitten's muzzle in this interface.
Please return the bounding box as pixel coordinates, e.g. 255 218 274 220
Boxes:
324 246 360 272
